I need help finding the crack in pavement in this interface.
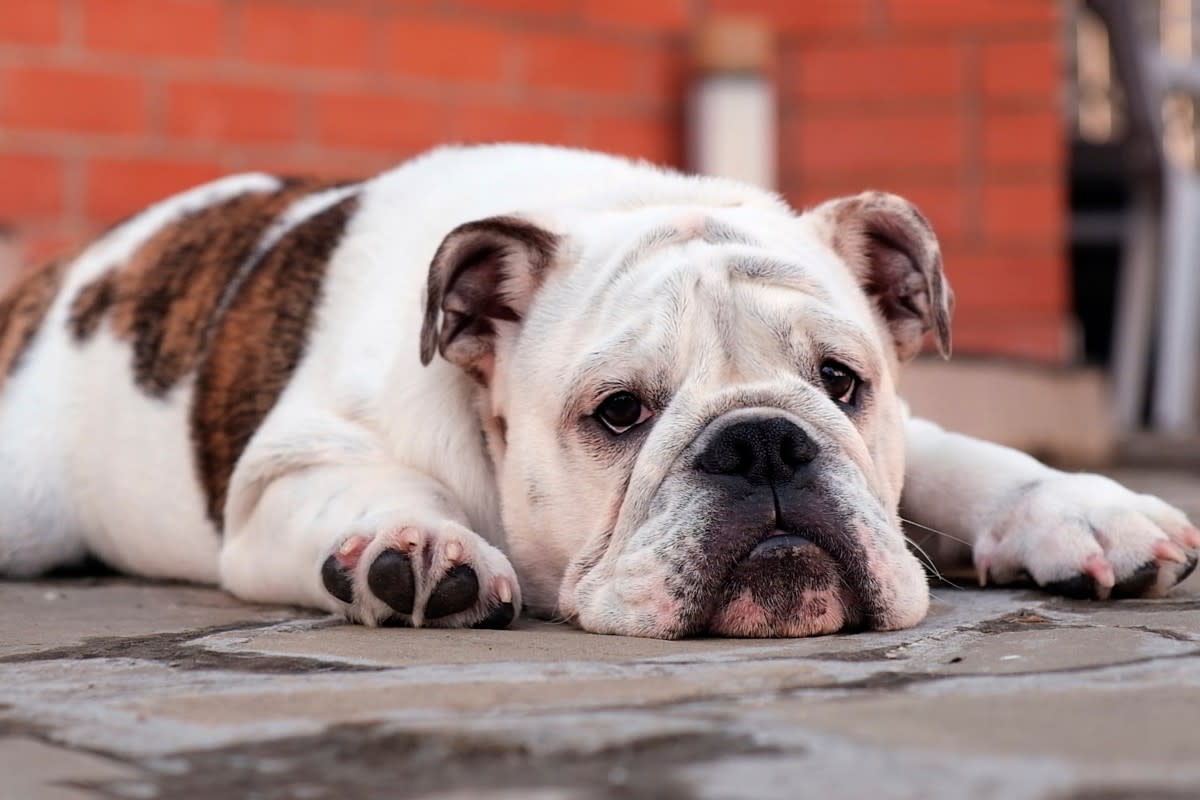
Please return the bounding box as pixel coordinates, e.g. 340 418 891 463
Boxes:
0 620 377 675
83 724 779 800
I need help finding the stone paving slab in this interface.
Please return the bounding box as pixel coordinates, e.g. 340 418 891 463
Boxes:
2 470 1199 799
0 580 307 658
0 738 141 800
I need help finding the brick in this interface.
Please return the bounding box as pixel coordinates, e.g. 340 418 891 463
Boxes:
0 153 64 219
789 42 964 102
457 0 574 17
983 109 1063 168
949 310 1069 362
982 40 1060 99
240 3 372 71
581 0 691 31
315 91 447 152
886 182 970 243
0 67 147 135
523 33 643 94
166 81 301 144
588 113 679 166
787 181 870 214
235 152 396 181
644 47 687 105
455 102 578 146
788 110 965 176
0 0 62 45
943 250 1066 313
25 229 89 266
981 182 1063 241
386 18 509 83
885 0 1059 30
707 0 871 35
82 0 223 58
86 158 225 221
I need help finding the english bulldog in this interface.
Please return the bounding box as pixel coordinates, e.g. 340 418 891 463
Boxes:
0 145 1196 638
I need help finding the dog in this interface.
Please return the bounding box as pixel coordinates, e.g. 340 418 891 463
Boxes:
0 144 1196 638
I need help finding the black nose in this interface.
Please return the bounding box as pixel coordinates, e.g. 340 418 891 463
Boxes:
695 416 819 485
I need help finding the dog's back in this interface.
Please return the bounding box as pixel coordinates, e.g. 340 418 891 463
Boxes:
0 144 783 584
0 173 365 580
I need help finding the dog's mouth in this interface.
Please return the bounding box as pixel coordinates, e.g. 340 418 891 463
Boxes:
705 528 862 637
747 530 815 558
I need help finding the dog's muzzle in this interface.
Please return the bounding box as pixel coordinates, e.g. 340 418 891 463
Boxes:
692 413 867 637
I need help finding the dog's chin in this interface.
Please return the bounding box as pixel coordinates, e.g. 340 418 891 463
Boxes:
705 533 861 638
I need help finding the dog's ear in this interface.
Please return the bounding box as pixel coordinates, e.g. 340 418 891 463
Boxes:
420 216 559 382
811 191 953 362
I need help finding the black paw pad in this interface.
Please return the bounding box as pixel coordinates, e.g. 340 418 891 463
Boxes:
368 549 416 614
472 602 516 630
1040 573 1098 600
1112 560 1159 599
1177 554 1199 585
321 555 355 604
425 564 479 619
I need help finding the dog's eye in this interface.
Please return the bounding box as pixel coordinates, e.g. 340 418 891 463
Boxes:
819 360 859 406
595 391 651 434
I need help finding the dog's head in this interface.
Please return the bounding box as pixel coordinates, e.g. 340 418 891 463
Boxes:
420 190 952 638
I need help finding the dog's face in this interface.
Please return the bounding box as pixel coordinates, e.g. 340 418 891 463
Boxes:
420 192 952 638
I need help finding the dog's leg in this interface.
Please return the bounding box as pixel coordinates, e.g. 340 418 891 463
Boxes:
218 447 520 629
902 415 1199 599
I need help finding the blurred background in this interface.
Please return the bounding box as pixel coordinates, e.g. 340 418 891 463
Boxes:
0 0 1196 462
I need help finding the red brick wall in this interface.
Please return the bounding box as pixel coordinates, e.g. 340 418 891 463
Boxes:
778 1 1068 362
0 0 1067 361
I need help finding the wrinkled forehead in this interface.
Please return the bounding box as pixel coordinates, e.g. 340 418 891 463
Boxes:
519 207 886 387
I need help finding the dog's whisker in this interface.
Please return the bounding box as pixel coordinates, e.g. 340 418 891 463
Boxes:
903 533 965 590
899 516 973 548
905 538 939 576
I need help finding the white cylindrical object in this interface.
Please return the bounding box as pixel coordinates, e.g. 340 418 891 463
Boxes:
1151 171 1200 433
686 19 777 190
688 76 777 189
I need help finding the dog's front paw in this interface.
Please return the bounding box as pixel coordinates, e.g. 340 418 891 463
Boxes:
975 473 1200 599
319 519 520 629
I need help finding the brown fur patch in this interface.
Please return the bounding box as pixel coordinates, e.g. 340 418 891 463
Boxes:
69 178 351 395
68 270 117 340
191 194 360 526
0 258 68 391
65 176 359 527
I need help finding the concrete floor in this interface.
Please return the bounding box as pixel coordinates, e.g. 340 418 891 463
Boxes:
2 467 1198 800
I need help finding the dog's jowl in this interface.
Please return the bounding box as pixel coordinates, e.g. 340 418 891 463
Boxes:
0 145 1196 638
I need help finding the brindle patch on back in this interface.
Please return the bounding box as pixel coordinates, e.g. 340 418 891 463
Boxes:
0 258 67 391
191 194 360 526
68 269 117 341
67 177 360 528
68 178 350 395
